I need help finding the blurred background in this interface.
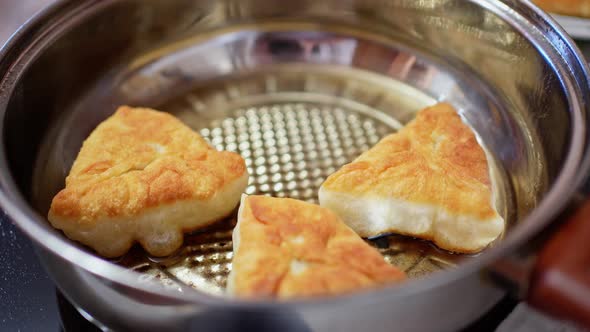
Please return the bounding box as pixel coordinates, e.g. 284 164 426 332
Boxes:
0 1 52 43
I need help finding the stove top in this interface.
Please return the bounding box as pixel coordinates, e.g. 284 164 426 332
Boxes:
0 210 60 331
0 210 98 332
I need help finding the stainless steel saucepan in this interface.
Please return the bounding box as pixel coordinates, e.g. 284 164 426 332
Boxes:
1 0 590 331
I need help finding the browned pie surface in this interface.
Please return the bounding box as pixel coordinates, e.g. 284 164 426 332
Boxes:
322 103 495 220
319 103 503 253
229 195 406 299
48 106 248 257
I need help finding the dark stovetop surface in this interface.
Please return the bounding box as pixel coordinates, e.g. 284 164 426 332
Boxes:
0 210 60 331
0 211 103 332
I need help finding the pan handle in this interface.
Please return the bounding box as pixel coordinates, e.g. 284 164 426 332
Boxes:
527 199 590 327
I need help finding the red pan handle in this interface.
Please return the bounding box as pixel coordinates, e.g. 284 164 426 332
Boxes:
527 200 590 327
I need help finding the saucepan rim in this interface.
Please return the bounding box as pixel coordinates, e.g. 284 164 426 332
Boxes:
0 0 589 308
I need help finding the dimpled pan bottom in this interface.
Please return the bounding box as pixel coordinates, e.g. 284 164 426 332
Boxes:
113 65 506 296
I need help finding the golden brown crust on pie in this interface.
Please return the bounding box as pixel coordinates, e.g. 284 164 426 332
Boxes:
229 195 406 299
322 103 495 220
533 0 590 18
48 106 248 257
320 103 503 253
